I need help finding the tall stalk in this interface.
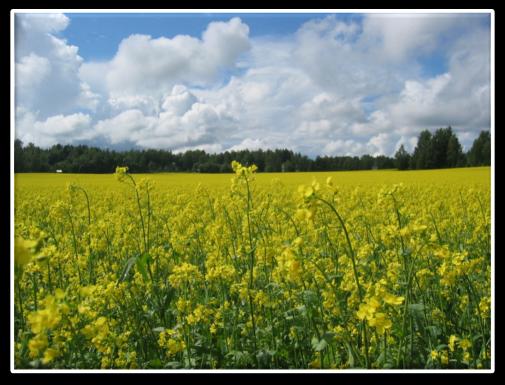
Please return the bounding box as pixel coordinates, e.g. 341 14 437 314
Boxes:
316 196 370 368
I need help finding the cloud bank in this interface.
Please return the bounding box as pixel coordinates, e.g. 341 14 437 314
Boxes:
15 13 491 156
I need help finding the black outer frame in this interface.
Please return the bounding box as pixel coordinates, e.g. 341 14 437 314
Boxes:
3 1 497 384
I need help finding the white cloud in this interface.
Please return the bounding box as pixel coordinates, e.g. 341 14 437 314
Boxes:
228 138 273 152
16 13 69 35
92 85 230 150
16 53 51 89
15 13 99 118
360 14 460 61
161 85 197 115
323 139 369 156
103 17 250 102
94 109 154 145
34 113 92 136
16 108 93 147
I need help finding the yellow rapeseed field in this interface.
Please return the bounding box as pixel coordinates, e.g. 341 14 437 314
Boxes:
13 165 491 369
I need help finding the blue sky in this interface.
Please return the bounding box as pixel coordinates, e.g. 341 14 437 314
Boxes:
63 13 364 60
15 12 491 156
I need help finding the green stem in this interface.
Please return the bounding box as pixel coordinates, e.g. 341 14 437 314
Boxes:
316 196 369 368
127 174 148 254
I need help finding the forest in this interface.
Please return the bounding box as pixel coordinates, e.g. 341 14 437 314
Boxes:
14 128 490 173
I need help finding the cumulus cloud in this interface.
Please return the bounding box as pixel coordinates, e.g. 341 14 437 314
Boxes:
359 14 461 61
15 13 491 156
102 17 250 103
91 85 232 151
15 13 100 118
228 138 273 152
16 108 93 147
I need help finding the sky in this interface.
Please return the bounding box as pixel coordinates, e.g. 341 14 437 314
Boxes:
14 12 491 157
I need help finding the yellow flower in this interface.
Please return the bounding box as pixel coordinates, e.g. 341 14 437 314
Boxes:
292 237 304 248
383 293 405 306
28 333 48 358
27 300 61 334
115 166 129 182
460 338 472 350
368 312 392 334
42 347 59 364
356 297 380 320
15 237 37 267
448 335 458 352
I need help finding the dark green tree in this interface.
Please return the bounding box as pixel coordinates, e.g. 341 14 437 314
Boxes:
394 144 411 170
412 130 434 169
431 127 453 168
446 133 465 168
468 131 491 166
14 139 26 172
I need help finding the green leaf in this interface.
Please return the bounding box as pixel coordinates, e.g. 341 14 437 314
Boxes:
345 342 355 368
296 305 307 315
149 358 163 368
119 257 136 283
426 325 441 338
408 303 425 320
375 350 385 366
136 253 151 281
164 361 182 369
311 337 328 352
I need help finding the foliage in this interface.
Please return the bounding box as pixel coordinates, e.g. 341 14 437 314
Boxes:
394 145 411 171
14 128 489 173
467 131 491 167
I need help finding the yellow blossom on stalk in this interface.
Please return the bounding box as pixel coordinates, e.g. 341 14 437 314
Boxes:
292 237 304 248
254 290 268 307
158 329 186 357
479 297 491 318
294 208 314 222
431 350 439 360
357 297 380 320
448 335 458 352
231 161 257 177
115 166 129 182
303 185 315 199
368 312 392 334
28 333 48 358
383 293 405 306
460 338 472 351
168 262 202 289
42 347 60 365
27 296 61 334
15 237 37 267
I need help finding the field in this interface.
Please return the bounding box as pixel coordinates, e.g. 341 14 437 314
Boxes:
13 166 491 369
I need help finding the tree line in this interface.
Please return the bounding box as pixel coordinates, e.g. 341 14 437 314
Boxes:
14 127 490 173
394 128 491 170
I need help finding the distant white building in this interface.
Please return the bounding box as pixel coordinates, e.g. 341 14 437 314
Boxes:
56 169 63 173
